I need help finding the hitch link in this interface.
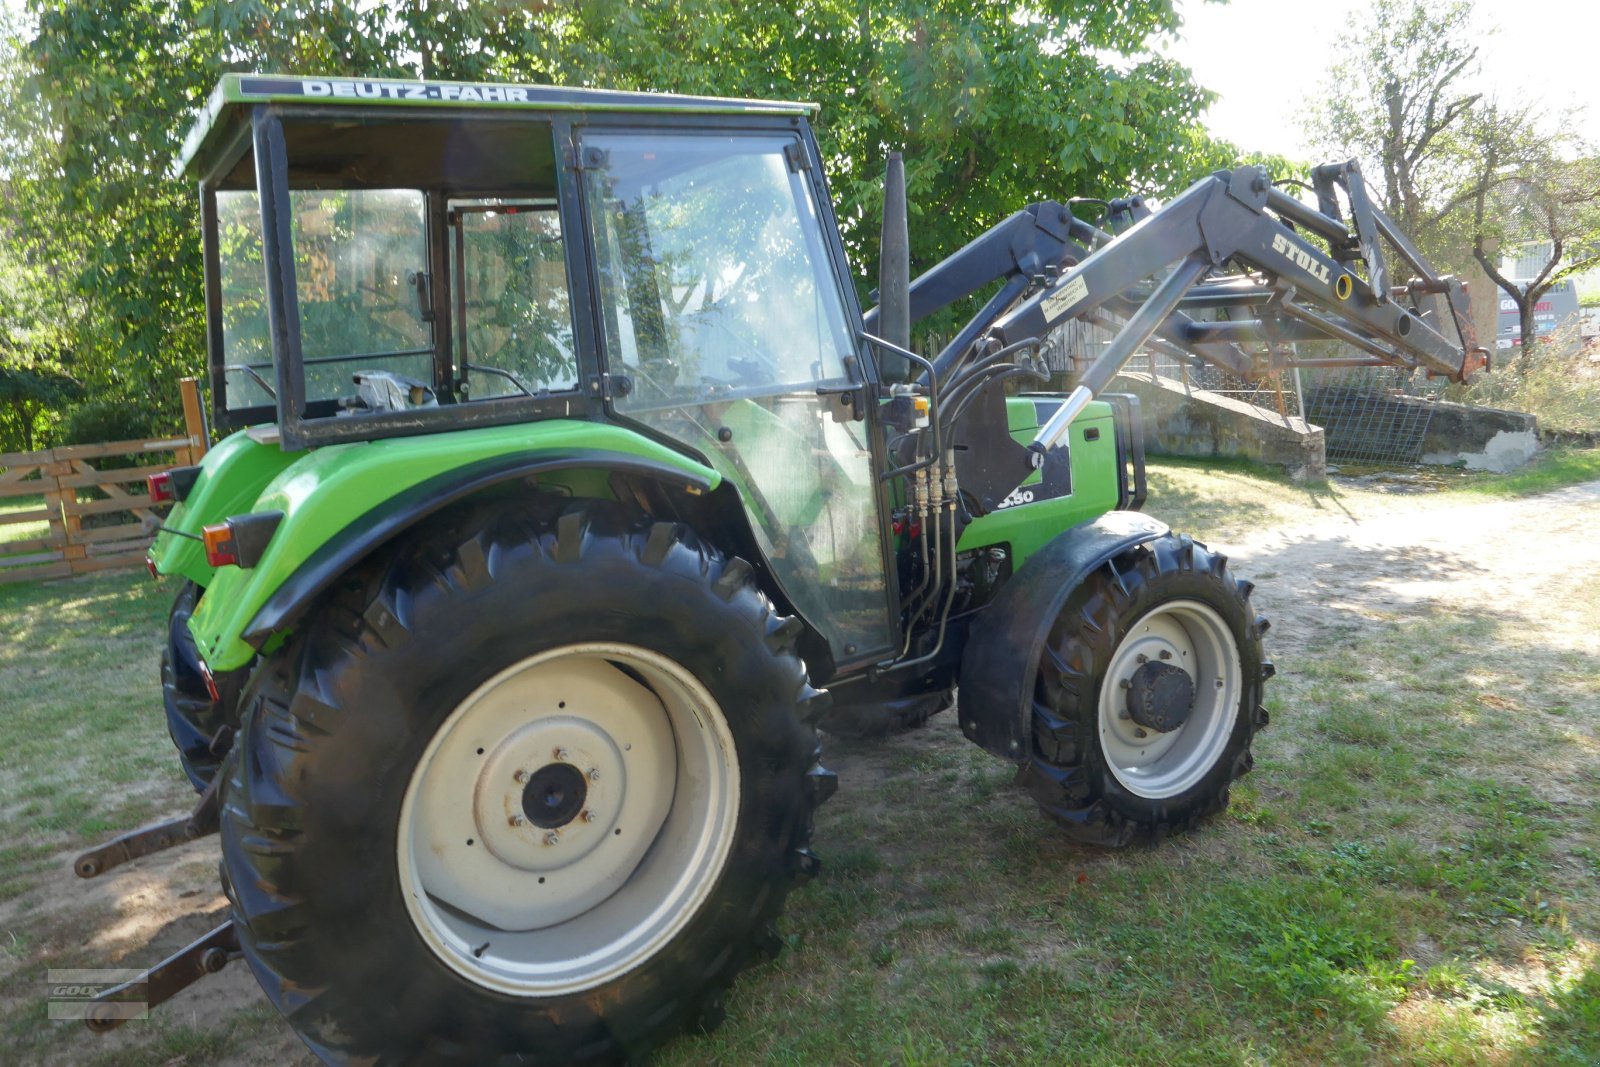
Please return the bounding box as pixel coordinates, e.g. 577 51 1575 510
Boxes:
73 772 222 879
83 921 239 1034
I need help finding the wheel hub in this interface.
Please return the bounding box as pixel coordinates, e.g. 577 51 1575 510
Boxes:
471 715 631 875
1097 600 1241 800
398 644 741 997
410 658 678 932
1124 660 1195 733
523 762 588 829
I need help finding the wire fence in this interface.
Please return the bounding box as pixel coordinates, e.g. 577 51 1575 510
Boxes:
1301 366 1446 466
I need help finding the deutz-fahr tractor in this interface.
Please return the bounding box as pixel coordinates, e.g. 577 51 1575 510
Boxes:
77 74 1484 1064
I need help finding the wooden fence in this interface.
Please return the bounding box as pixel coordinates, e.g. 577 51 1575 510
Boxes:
0 380 208 585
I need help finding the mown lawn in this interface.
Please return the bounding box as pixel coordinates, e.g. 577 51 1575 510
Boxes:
0 494 51 545
1 454 1597 1065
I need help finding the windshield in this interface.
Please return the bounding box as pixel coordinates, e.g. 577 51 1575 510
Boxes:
585 133 857 410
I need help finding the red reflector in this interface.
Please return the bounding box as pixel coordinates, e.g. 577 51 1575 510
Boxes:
145 557 159 580
202 523 238 568
198 659 221 703
147 471 176 503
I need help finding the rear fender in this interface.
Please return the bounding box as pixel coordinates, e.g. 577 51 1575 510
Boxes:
187 420 719 672
148 429 306 587
957 511 1169 760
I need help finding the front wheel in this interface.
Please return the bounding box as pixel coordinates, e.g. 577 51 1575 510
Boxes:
1020 533 1271 846
220 503 834 1064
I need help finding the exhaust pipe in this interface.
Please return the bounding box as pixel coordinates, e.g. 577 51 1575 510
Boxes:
878 152 911 382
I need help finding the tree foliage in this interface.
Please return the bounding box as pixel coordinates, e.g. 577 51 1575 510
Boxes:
1304 0 1600 362
1305 0 1480 240
1464 115 1600 359
0 0 1222 444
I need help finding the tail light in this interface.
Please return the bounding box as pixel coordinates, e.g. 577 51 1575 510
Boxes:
202 511 284 570
147 465 201 505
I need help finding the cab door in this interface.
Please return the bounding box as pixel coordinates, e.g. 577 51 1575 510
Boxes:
579 128 894 666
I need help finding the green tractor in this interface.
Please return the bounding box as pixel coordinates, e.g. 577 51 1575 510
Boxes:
83 73 1483 1063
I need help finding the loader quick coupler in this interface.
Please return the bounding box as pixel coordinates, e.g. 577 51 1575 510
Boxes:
72 767 222 879
82 921 239 1034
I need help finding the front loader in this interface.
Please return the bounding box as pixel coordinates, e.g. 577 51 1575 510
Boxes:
75 74 1484 1063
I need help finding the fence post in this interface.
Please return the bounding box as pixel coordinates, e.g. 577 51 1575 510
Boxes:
41 453 88 572
180 377 209 463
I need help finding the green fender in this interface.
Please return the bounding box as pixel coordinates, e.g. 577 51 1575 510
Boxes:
176 420 720 672
148 428 307 587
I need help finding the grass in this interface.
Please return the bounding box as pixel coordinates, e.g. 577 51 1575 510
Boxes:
0 494 51 545
0 456 1597 1065
1445 448 1600 498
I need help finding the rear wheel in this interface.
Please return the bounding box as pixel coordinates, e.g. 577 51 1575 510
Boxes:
1019 533 1271 846
161 581 244 790
220 503 834 1064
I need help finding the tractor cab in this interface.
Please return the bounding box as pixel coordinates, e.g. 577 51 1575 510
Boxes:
181 74 896 667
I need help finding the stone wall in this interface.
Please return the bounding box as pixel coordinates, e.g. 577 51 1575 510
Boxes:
1112 372 1327 481
1413 397 1539 472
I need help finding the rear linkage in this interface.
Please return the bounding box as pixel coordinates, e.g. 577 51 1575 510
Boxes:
70 771 236 1030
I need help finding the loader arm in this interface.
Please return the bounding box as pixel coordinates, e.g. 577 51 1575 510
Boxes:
860 156 1485 676
868 159 1486 454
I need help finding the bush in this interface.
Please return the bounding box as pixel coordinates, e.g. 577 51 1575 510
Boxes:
1458 327 1600 436
61 398 163 447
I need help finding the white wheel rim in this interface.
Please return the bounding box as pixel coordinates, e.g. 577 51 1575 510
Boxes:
1097 599 1240 799
396 643 740 996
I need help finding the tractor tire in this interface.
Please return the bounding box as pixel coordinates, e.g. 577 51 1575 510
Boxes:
219 501 834 1065
161 581 245 791
1019 532 1271 847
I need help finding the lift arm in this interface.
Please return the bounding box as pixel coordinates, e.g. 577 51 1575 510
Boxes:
869 159 1486 454
864 156 1485 674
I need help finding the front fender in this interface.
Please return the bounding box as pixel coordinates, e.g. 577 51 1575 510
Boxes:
188 420 720 671
957 511 1169 760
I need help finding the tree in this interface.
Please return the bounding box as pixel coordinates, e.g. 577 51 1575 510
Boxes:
0 338 81 453
1304 0 1600 363
1465 119 1600 361
2 0 1222 419
1305 0 1480 247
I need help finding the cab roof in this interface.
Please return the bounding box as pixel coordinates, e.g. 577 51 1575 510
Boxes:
179 73 819 180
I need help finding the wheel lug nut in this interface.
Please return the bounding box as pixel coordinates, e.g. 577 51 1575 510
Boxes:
553 747 569 762
1159 650 1172 661
1136 653 1148 664
1118 678 1131 690
513 769 528 783
509 814 526 827
543 831 560 846
1117 710 1131 720
581 810 596 823
588 768 601 781
1134 728 1148 738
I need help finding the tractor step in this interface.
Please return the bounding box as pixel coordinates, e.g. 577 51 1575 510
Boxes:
83 921 239 1034
73 773 221 879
